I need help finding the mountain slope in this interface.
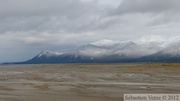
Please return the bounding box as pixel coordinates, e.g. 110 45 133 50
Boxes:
16 40 180 64
139 44 180 62
22 41 157 63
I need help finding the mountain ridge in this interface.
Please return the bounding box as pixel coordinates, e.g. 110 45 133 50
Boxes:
8 39 180 64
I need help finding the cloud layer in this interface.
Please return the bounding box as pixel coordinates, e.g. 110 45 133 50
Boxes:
111 0 180 15
0 0 180 62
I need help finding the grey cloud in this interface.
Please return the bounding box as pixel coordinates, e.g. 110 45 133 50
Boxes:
111 0 180 15
107 0 180 27
0 16 49 33
0 0 92 18
0 0 108 33
147 13 180 26
1 0 180 63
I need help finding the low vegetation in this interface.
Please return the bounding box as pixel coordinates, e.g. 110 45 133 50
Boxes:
30 63 180 71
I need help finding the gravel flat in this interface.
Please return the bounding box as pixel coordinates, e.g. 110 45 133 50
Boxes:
0 63 180 101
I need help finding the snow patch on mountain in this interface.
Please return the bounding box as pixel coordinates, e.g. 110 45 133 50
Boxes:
91 39 120 47
73 44 109 57
158 44 180 57
111 42 155 58
137 41 166 52
37 50 63 58
135 35 168 52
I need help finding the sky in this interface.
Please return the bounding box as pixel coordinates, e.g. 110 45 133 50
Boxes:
1 0 180 62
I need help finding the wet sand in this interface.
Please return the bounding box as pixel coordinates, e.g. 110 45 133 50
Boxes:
0 63 180 101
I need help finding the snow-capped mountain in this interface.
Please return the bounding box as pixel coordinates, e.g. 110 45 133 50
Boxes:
73 44 109 57
70 41 155 59
138 43 180 62
136 41 166 53
37 50 63 58
158 44 180 57
91 39 120 47
15 39 180 64
110 42 154 58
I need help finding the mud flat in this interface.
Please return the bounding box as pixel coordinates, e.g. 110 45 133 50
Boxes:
0 63 180 101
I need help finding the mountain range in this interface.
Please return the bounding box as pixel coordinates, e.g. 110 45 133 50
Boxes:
13 39 180 64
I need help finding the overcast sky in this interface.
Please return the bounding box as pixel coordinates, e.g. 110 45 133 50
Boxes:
1 0 180 62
